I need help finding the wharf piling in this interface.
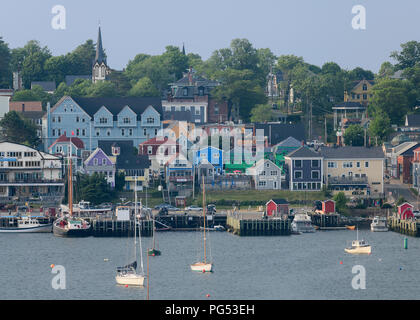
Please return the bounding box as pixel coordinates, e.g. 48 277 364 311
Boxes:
88 218 153 237
388 217 420 237
309 213 341 229
226 214 291 236
154 214 227 231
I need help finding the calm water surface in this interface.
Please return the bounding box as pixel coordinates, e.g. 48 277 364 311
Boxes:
0 230 419 300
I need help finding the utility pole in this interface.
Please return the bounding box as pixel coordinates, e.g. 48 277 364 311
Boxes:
364 128 367 147
324 118 327 144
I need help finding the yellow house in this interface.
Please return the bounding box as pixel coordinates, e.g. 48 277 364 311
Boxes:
345 79 374 106
320 146 384 197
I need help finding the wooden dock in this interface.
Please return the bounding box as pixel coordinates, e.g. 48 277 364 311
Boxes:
388 217 420 237
87 218 153 237
309 213 341 228
154 213 227 231
226 214 291 236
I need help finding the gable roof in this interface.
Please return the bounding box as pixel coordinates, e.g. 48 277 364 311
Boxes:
400 143 420 157
275 136 302 148
254 123 305 146
71 97 163 121
319 146 385 159
286 146 321 158
270 198 288 205
84 148 111 166
98 140 150 170
163 110 193 122
31 81 56 92
49 134 85 150
140 136 177 146
405 114 420 127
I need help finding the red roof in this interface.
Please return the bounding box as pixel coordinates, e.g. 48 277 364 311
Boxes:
50 135 85 149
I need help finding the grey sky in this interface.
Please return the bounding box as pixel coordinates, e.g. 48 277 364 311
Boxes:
0 0 418 73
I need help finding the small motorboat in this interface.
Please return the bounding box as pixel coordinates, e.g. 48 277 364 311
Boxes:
345 228 371 254
346 225 356 230
370 216 388 232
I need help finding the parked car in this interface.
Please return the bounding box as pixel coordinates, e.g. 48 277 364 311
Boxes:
154 203 180 211
207 204 216 214
186 205 202 211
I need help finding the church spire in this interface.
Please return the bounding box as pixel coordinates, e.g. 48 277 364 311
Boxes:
182 43 186 55
95 25 106 65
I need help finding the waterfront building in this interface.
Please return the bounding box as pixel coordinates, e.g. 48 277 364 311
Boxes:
284 146 323 191
48 134 85 173
42 96 163 151
83 147 116 188
0 142 64 202
320 146 384 197
98 140 150 191
265 199 289 216
246 158 283 190
165 153 193 195
138 136 178 174
194 146 224 174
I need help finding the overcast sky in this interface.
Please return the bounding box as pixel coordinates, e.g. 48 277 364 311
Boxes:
0 0 418 72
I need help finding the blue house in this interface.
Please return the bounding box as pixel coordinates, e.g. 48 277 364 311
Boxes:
43 96 163 151
194 146 223 174
284 146 323 191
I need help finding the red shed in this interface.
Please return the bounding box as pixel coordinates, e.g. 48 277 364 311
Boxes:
397 202 414 220
322 200 335 214
266 199 289 217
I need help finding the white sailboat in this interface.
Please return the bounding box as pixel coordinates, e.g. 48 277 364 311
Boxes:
116 177 146 286
190 176 213 273
345 227 371 254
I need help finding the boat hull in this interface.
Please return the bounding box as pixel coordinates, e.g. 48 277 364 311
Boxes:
190 262 213 272
0 223 52 233
53 224 91 237
115 274 145 286
345 246 371 254
148 249 161 256
371 226 388 232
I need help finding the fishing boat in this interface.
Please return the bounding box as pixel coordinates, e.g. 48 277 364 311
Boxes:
370 216 388 232
190 176 213 273
345 228 371 254
291 213 315 233
116 177 145 286
346 225 356 230
0 216 52 233
53 147 91 237
148 218 161 256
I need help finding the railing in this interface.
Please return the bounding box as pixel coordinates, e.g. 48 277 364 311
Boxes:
328 176 369 185
169 175 193 182
0 179 64 184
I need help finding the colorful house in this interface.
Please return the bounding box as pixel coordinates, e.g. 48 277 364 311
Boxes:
265 199 289 216
48 134 85 172
322 200 335 214
83 148 116 188
246 159 283 190
165 153 194 195
397 202 414 220
195 146 223 174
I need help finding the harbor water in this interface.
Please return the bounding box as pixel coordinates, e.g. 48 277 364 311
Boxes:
1 230 420 300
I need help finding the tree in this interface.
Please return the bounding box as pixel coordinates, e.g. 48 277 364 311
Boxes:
86 81 118 97
250 104 275 122
370 78 415 125
128 77 160 97
115 171 125 192
333 192 347 213
0 37 11 88
0 111 40 146
11 85 51 108
377 62 395 79
343 124 365 146
75 173 115 205
368 112 393 144
391 41 420 71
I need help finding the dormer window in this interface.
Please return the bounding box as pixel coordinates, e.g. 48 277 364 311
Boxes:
147 117 154 124
198 87 204 96
123 117 130 124
363 84 367 91
182 87 188 96
100 117 108 124
112 146 120 156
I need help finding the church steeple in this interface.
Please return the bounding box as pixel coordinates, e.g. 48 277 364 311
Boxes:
92 24 110 83
94 25 106 65
182 43 186 55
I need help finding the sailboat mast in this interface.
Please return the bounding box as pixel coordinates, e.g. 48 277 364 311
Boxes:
68 149 73 217
202 176 206 263
134 176 137 264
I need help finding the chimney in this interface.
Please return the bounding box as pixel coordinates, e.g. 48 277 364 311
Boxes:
22 103 25 112
188 67 193 85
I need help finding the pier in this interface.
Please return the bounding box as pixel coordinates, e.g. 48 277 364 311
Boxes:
88 218 153 237
309 213 341 229
154 213 227 231
226 213 291 236
388 217 420 237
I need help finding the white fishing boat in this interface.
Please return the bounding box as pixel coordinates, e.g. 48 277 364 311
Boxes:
291 213 315 233
0 216 52 233
370 216 388 232
345 228 371 254
116 177 145 286
191 176 213 273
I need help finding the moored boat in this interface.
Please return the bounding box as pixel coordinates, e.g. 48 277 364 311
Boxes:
370 216 388 232
291 213 315 233
0 216 52 233
345 228 371 254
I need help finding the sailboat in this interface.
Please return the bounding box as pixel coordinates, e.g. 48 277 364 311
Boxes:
190 176 213 273
345 227 371 254
148 217 161 256
53 139 91 237
116 177 145 286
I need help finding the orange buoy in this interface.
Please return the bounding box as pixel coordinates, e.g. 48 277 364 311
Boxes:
50 264 55 268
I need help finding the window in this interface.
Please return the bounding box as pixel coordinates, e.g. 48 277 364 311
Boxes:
57 129 61 136
311 171 319 179
148 146 153 155
365 161 369 168
143 129 147 136
76 129 80 136
357 162 360 168
294 160 302 168
258 181 267 187
102 158 106 165
363 84 367 91
129 129 133 136
107 130 111 136
121 129 125 136
82 129 86 136
328 161 337 168
94 159 98 166
76 116 79 122
363 94 367 100
100 118 108 124
52 117 55 123
147 117 155 124
357 94 360 99
96 130 100 136
58 116 61 123
343 162 353 168
52 129 55 136
155 129 158 135
271 171 278 176
123 117 130 124
294 171 302 179
182 87 188 96
198 87 204 96
311 160 320 167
